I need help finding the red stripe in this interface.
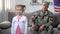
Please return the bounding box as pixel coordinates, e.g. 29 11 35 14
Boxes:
54 9 60 12
54 7 60 12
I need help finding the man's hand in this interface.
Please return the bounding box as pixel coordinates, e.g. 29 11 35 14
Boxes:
32 23 37 29
31 16 35 19
39 24 45 32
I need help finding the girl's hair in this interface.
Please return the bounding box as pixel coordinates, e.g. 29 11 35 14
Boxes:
15 4 26 11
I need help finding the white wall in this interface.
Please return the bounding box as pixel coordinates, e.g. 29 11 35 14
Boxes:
15 0 55 14
0 0 59 22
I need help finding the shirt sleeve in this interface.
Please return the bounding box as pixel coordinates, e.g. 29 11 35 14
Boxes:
24 17 28 34
45 12 53 27
45 18 53 27
32 11 40 24
11 18 15 34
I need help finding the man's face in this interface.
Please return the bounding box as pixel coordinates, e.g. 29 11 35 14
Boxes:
16 7 23 15
42 4 49 11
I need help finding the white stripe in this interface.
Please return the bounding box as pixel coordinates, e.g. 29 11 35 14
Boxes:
54 6 60 8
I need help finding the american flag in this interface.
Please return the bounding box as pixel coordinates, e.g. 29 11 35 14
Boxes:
54 0 60 12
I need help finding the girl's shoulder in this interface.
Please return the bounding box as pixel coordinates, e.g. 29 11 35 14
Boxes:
22 15 27 19
12 16 17 20
12 15 27 20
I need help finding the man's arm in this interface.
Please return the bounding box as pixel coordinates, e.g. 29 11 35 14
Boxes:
39 12 53 31
32 11 39 24
45 12 53 27
45 18 53 27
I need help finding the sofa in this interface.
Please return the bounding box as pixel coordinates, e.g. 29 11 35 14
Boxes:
0 12 60 34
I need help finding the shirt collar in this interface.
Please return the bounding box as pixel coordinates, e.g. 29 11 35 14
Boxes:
41 10 48 16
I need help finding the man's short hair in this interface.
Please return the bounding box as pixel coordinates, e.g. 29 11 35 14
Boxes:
43 2 50 6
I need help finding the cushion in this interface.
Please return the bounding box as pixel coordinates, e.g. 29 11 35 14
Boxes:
57 24 60 30
0 21 11 29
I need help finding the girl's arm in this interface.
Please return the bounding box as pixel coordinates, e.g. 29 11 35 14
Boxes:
24 17 28 34
11 18 15 34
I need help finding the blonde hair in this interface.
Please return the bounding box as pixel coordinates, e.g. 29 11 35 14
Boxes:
15 4 26 11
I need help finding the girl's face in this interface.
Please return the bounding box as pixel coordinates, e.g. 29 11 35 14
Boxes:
16 6 23 15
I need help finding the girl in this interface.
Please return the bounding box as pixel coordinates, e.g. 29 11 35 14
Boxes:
11 5 28 34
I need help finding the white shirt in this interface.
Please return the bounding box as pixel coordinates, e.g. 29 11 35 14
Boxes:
11 15 28 34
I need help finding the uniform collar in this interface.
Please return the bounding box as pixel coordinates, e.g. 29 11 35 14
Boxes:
41 10 48 16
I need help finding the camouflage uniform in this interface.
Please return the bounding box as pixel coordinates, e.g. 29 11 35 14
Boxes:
30 10 53 34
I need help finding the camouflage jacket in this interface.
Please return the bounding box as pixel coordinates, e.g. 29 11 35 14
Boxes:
32 10 53 27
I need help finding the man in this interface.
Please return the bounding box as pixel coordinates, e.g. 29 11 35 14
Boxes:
30 2 53 34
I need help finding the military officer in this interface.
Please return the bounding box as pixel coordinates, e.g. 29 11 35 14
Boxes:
30 2 53 34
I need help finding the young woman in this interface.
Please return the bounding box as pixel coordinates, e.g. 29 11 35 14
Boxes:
11 5 28 34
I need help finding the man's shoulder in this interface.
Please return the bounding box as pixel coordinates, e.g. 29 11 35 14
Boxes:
34 10 42 14
36 10 42 12
32 10 41 15
47 10 53 18
48 10 53 15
